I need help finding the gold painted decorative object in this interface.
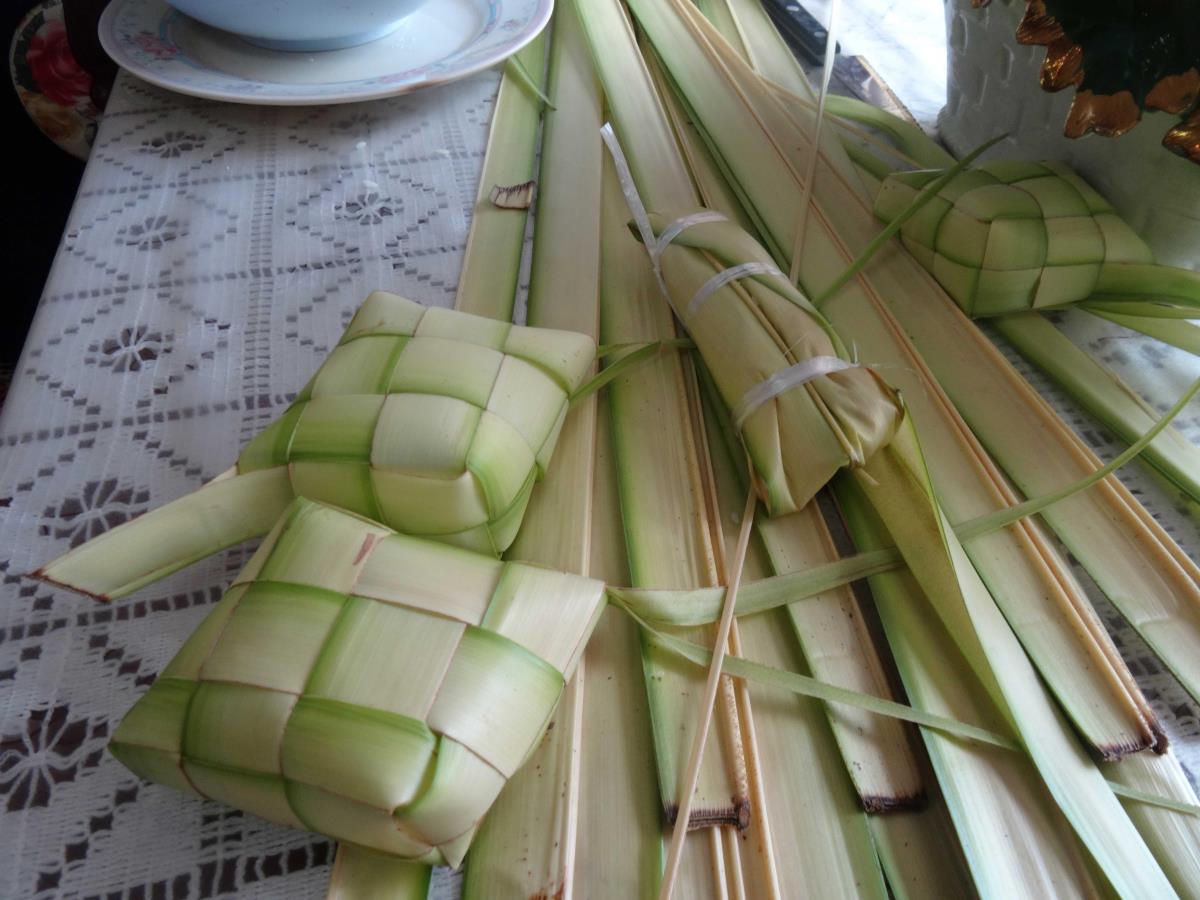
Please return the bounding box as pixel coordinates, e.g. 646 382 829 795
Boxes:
971 0 1200 160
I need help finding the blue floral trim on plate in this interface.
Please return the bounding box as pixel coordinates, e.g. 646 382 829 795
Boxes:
99 0 549 105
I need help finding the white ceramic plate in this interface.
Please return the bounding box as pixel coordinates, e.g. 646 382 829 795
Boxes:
98 0 551 105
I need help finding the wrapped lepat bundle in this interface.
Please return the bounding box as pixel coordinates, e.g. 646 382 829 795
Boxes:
36 292 596 599
109 499 606 867
648 213 903 514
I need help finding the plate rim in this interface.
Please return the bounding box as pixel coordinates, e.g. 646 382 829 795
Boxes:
98 0 552 106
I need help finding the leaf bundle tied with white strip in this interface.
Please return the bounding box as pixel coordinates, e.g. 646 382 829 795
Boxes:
644 212 903 514
108 498 606 868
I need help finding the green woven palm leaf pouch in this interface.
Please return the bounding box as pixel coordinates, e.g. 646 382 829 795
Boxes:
237 291 596 556
109 499 606 867
874 160 1153 317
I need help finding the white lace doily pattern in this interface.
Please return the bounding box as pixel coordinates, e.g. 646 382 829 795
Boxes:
0 69 494 899
1 64 1198 898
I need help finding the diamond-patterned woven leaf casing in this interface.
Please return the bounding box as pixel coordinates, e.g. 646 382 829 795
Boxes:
236 292 596 556
874 160 1154 317
108 499 607 868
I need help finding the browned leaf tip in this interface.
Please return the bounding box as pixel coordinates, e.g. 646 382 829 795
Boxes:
861 790 928 813
27 569 112 604
663 798 750 830
1094 725 1167 763
1150 719 1170 756
489 180 536 210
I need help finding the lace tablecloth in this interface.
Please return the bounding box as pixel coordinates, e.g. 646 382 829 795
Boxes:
2 64 1199 899
0 69 495 899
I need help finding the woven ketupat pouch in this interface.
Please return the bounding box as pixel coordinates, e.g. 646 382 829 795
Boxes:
236 291 596 556
874 160 1154 316
109 499 606 867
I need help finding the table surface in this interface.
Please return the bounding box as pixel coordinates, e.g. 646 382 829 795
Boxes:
3 34 1200 900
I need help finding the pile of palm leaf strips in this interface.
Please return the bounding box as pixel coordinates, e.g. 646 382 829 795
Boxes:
33 0 1200 898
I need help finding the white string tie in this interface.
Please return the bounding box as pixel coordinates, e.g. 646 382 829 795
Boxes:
733 356 860 430
686 261 785 316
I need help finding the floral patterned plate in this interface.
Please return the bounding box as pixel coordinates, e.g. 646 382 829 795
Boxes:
98 0 551 105
11 0 103 158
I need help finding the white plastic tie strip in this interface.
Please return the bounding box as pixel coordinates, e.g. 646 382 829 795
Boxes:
600 123 733 297
652 211 728 259
733 356 861 430
600 124 660 274
686 261 785 316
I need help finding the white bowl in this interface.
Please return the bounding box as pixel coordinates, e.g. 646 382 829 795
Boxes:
166 0 428 51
